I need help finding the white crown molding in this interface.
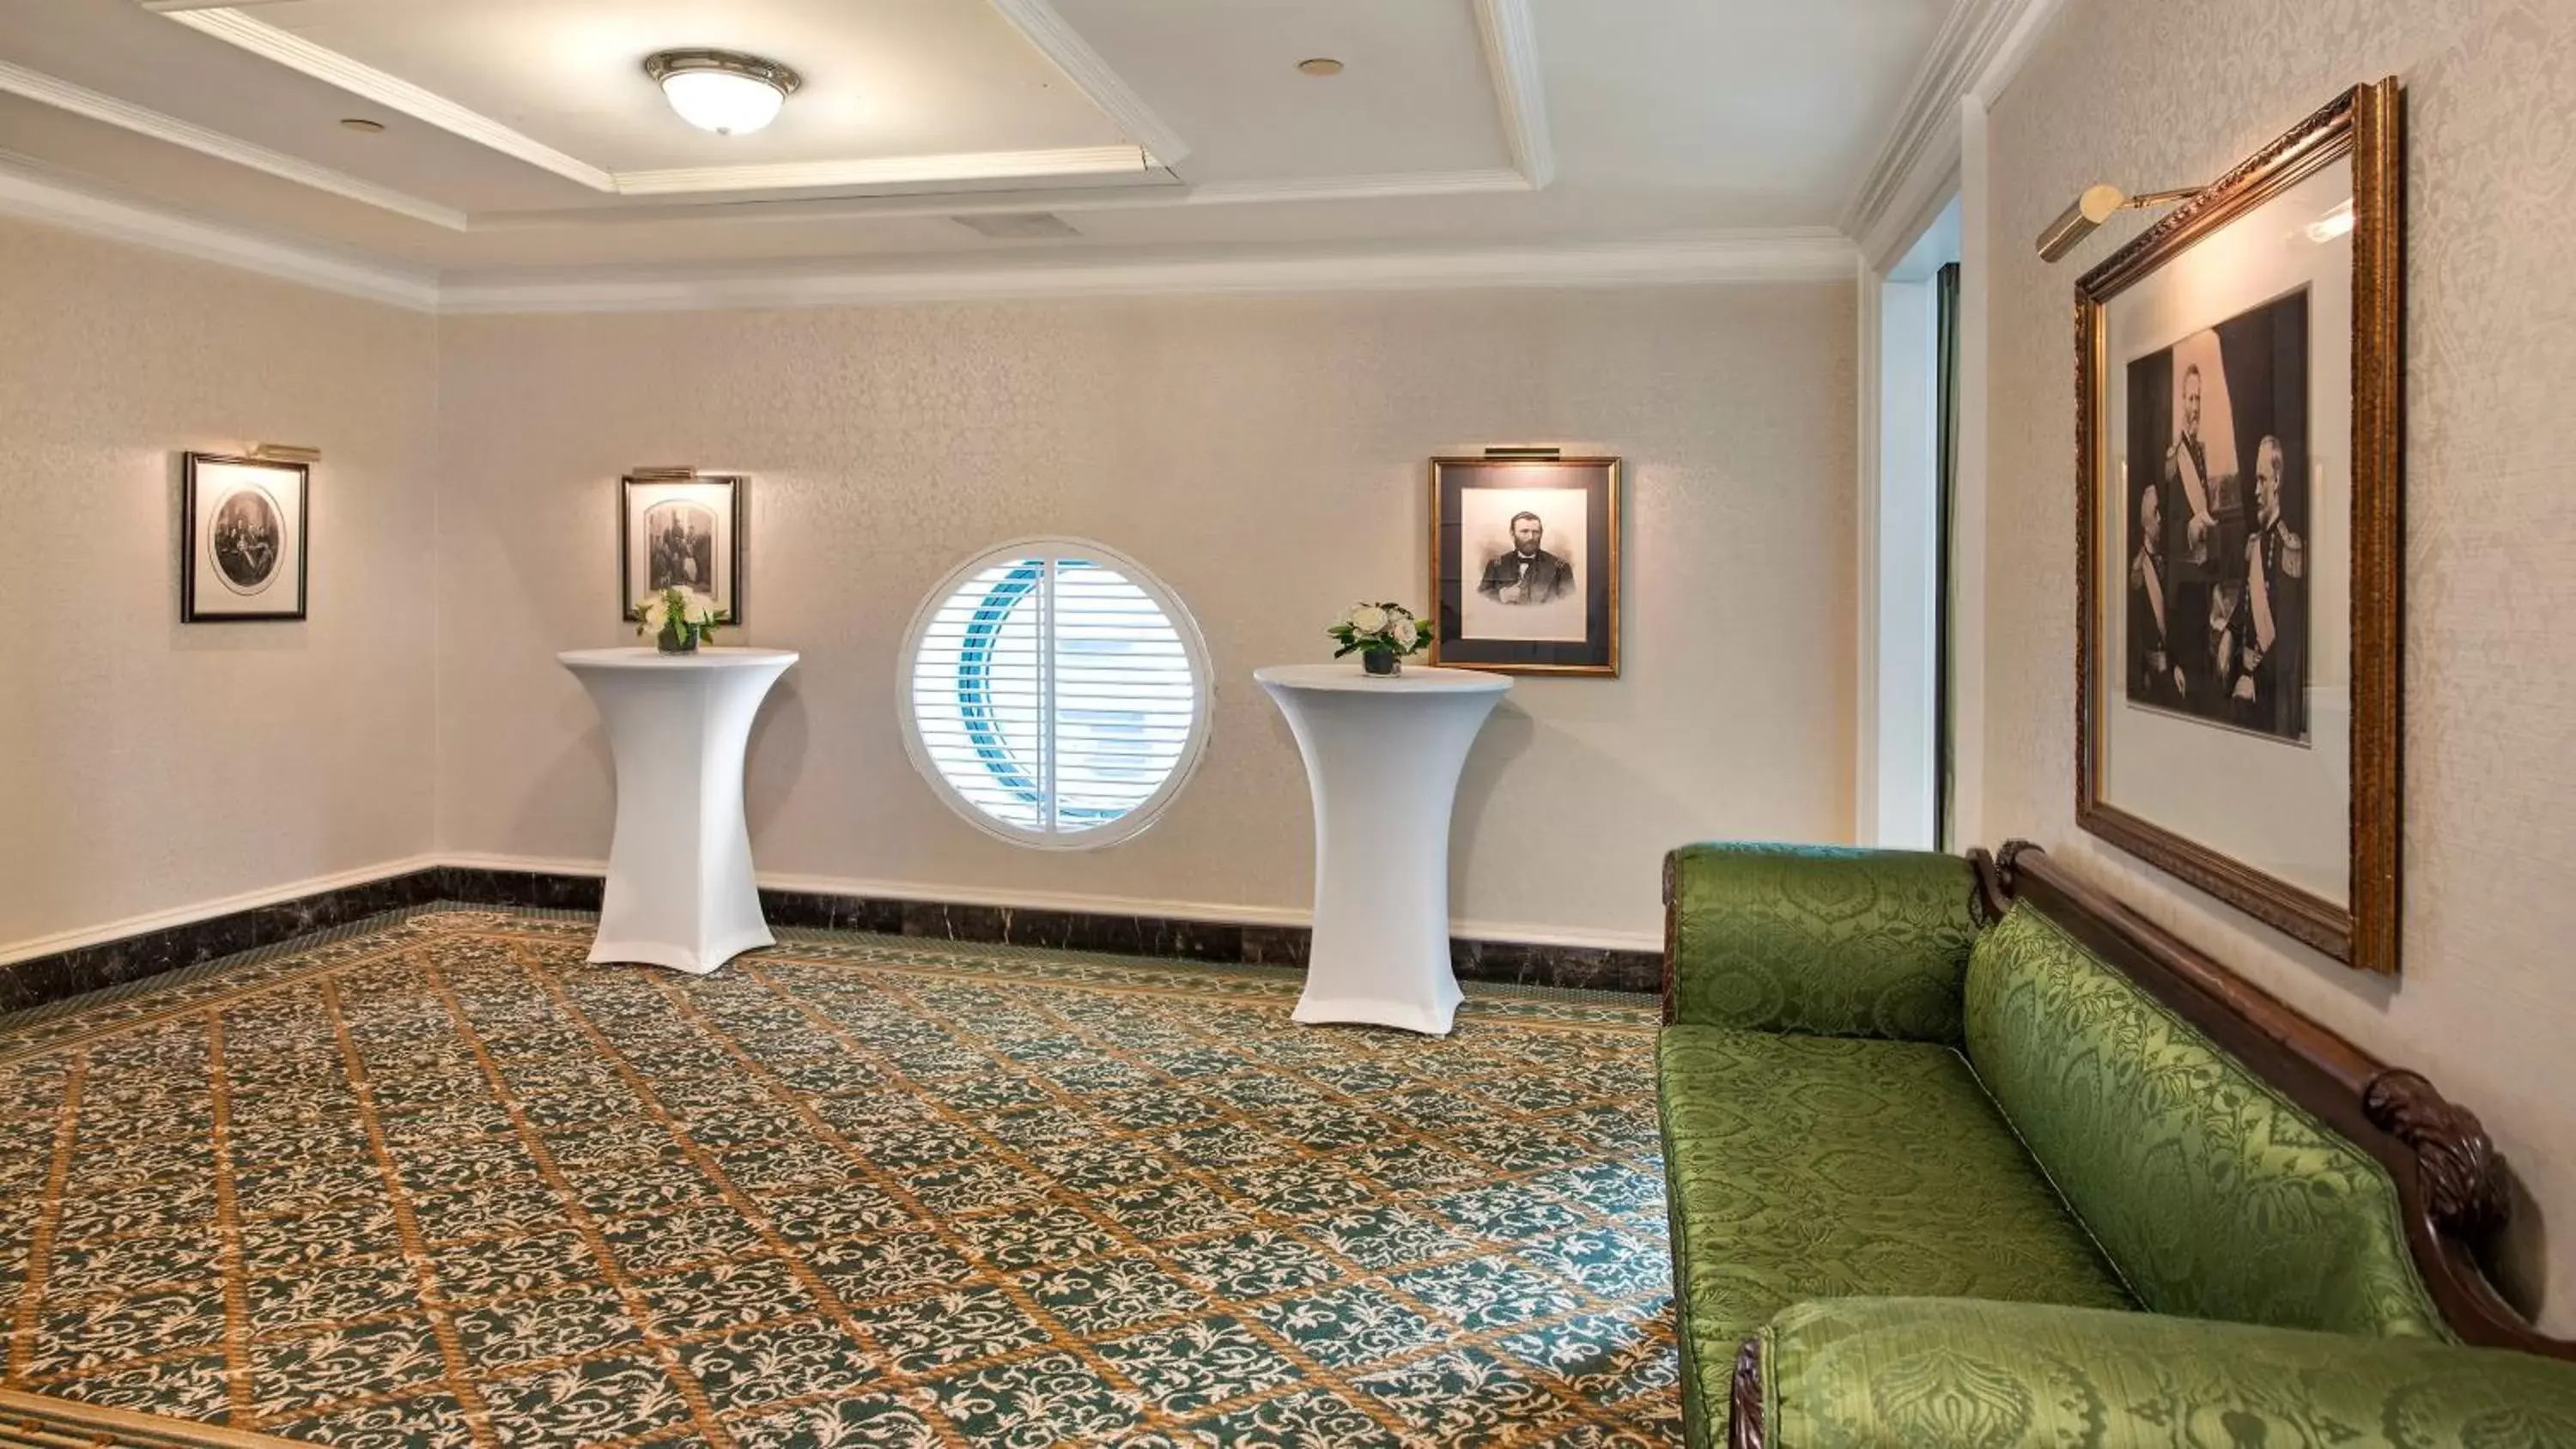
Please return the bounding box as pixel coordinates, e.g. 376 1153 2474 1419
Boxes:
435 230 1859 314
1840 0 2061 270
1184 168 1534 207
162 8 618 191
0 60 466 229
468 168 1521 231
444 852 1664 953
983 0 1190 167
1471 0 1555 189
0 150 1847 314
611 146 1155 197
0 854 440 967
1967 0 2072 105
0 156 439 310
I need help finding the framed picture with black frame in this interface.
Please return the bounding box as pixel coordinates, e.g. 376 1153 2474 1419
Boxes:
619 473 745 625
181 452 308 622
1429 454 1619 676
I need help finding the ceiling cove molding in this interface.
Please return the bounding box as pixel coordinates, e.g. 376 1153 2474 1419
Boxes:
0 157 438 310
435 231 1859 315
161 7 618 191
1967 0 2073 104
464 168 1522 231
0 157 1850 315
1840 0 2059 270
1471 0 1555 188
983 0 1190 166
1183 168 1534 206
0 61 467 230
612 146 1156 197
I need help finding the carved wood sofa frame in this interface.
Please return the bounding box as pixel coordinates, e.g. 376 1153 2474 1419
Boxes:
1706 841 2576 1449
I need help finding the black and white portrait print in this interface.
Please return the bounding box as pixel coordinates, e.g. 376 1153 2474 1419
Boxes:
2123 287 2311 743
210 487 283 594
644 501 718 594
1458 487 1588 645
1476 509 1577 605
182 454 307 621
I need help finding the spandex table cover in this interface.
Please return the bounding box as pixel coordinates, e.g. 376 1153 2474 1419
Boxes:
558 647 798 974
1255 663 1513 1035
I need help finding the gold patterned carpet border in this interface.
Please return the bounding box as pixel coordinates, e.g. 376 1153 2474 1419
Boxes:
0 1388 308 1449
0 909 1675 1447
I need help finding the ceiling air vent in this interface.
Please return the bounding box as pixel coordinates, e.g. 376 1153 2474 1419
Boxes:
951 212 1082 240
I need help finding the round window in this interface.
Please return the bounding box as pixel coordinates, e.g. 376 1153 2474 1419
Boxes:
899 538 1212 849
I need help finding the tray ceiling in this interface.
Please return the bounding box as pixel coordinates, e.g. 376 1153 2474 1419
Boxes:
0 0 1960 288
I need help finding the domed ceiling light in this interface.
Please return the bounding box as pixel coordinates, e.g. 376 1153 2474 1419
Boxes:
643 49 802 136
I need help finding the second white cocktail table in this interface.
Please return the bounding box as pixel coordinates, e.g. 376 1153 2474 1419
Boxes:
559 646 798 974
1255 663 1513 1035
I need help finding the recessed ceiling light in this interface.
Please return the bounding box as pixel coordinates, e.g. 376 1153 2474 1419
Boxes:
643 49 803 136
338 118 385 134
1297 58 1345 76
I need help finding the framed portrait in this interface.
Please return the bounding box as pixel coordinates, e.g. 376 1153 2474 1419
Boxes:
1429 456 1619 676
2076 80 2403 973
620 474 744 624
181 452 307 622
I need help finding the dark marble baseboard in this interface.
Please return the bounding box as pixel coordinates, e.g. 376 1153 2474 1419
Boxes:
0 870 443 1015
3 867 1661 1014
749 894 1657 994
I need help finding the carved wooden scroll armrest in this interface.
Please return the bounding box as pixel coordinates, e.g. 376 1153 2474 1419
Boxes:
2364 1068 2507 1237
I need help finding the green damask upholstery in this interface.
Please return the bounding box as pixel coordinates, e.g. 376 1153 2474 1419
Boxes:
1758 1297 2576 1449
1656 1025 2130 1448
1961 903 2450 1340
1665 843 1984 1042
1654 847 2576 1449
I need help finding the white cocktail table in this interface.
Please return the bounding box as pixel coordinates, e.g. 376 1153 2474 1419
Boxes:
1255 663 1513 1035
558 646 799 974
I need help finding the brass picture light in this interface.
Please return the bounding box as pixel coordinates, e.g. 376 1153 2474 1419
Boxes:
2037 182 2206 263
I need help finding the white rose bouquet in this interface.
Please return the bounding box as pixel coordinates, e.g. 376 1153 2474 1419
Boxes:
1327 601 1429 676
635 586 728 654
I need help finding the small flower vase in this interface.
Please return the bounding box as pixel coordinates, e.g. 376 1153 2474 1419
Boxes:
655 621 702 655
1362 650 1400 677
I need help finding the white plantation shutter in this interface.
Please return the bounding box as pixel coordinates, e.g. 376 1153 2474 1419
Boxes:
902 541 1210 847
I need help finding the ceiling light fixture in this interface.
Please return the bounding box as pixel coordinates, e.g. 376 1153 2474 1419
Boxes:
338 117 385 134
643 49 802 136
1297 58 1345 76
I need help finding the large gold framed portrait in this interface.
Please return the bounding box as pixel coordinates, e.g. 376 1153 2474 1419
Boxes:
1428 456 1620 676
2075 80 2403 973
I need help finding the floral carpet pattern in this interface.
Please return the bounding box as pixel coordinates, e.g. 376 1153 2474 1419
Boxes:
0 910 1676 1448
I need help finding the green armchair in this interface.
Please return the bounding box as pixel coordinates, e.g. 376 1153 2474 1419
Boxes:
1656 841 2576 1449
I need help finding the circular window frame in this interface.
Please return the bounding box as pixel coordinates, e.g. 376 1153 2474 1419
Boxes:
897 536 1214 852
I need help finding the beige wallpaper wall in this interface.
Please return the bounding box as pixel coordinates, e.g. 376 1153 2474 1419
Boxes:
0 217 440 958
1984 0 2576 1324
435 285 1857 943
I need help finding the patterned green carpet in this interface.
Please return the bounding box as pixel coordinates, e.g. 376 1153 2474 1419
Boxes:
0 910 1676 1447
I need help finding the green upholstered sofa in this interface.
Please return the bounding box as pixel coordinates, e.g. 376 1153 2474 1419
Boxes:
1656 840 2576 1449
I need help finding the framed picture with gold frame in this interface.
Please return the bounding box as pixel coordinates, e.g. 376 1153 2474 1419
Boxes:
2075 80 2403 973
1429 455 1619 676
